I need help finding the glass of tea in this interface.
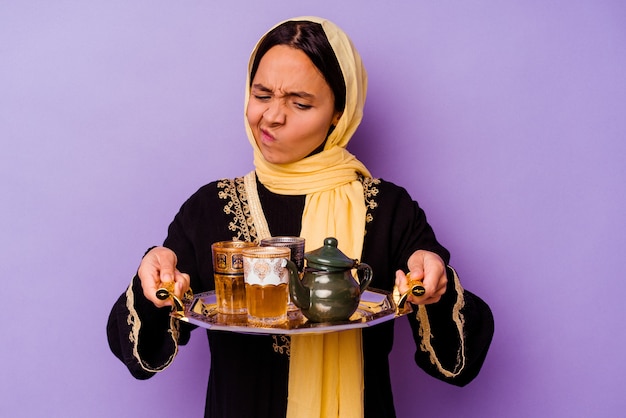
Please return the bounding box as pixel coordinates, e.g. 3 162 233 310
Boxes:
260 236 305 311
242 246 298 326
211 241 256 314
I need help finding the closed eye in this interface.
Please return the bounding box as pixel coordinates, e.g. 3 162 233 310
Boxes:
251 83 315 109
251 83 273 101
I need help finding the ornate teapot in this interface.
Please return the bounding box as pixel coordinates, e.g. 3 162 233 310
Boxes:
289 237 373 323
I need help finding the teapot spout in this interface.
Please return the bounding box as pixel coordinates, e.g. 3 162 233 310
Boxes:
287 260 310 310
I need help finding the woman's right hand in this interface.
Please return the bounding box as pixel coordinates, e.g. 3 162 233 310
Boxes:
137 246 191 308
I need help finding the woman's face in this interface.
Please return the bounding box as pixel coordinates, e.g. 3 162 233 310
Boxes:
247 45 342 164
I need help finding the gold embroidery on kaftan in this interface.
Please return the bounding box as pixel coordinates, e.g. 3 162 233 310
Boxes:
126 278 178 372
272 335 291 356
416 267 466 378
217 177 258 242
244 171 270 241
362 177 380 228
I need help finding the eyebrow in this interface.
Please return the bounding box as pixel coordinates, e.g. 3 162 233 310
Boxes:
251 83 315 100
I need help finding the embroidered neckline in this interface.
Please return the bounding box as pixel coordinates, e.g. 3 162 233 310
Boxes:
217 177 258 242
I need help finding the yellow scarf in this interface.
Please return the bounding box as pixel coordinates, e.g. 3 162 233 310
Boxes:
244 16 370 418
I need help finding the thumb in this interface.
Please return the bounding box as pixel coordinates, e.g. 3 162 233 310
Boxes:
154 248 178 284
407 250 427 280
159 265 176 283
407 263 424 282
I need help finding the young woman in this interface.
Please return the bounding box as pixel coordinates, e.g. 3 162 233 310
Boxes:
107 16 494 418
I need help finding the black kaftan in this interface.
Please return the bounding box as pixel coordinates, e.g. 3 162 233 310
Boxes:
107 175 494 418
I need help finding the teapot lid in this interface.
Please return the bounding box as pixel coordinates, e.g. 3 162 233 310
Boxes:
305 237 356 270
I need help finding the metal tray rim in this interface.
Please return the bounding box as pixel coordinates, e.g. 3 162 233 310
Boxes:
176 287 412 335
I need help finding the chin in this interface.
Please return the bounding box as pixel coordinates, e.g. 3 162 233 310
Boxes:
264 156 291 165
259 147 310 165
260 151 284 164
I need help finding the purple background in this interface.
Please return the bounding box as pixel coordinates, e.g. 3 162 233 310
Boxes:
2 1 625 417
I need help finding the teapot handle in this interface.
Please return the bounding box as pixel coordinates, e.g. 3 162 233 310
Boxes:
356 262 373 293
286 259 309 310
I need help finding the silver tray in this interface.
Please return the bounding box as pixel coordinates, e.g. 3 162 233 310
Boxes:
176 288 413 335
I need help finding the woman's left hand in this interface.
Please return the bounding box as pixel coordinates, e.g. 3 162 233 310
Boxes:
395 250 447 305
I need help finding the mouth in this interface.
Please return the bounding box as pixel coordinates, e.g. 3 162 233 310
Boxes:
259 128 275 145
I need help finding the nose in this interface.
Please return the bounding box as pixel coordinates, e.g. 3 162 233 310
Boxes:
263 99 286 125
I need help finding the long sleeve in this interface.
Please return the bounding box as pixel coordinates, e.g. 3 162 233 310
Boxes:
360 178 493 416
106 184 224 381
106 179 296 417
106 273 191 380
408 266 494 386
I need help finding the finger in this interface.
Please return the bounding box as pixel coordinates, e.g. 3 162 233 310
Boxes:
410 273 447 305
406 291 427 306
404 272 436 304
422 252 445 280
407 264 424 282
158 262 177 285
395 269 412 293
138 263 166 306
174 272 191 298
145 247 176 282
436 276 448 294
139 247 179 308
422 259 446 292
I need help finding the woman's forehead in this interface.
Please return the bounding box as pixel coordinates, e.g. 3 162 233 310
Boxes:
252 46 329 93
